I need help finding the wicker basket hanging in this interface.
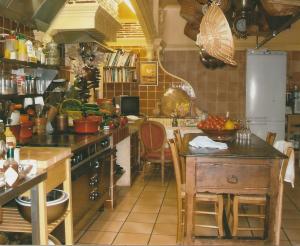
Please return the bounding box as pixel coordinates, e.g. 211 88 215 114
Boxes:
196 2 237 66
196 0 231 13
178 0 203 23
261 0 300 16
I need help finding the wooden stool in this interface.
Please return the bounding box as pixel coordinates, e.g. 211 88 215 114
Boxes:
231 147 293 237
169 138 224 243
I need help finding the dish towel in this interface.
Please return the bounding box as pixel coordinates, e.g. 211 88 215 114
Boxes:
273 140 295 188
189 136 228 150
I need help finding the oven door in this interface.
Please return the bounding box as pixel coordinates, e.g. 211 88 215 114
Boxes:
71 148 112 232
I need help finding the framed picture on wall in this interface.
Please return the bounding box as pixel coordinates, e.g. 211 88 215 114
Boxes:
139 61 158 85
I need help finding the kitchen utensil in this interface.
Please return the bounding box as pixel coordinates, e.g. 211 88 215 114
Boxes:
47 105 58 123
73 118 100 134
35 117 46 135
19 121 33 139
15 189 69 223
56 114 68 132
160 88 191 117
10 110 20 125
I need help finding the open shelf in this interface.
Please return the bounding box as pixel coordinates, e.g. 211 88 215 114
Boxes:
0 58 59 70
0 93 43 99
0 207 70 233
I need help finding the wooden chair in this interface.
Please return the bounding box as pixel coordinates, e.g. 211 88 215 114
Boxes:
266 132 276 145
231 147 293 237
173 129 186 184
169 138 224 243
139 120 172 183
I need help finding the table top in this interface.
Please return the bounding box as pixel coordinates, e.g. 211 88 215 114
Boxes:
0 171 47 206
180 133 286 159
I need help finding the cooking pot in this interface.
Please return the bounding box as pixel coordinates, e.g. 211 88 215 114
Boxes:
20 121 33 139
73 118 100 134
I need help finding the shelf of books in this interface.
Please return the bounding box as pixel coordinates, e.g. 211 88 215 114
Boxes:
103 50 138 83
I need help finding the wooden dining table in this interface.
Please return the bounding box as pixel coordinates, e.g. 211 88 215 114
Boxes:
180 133 286 245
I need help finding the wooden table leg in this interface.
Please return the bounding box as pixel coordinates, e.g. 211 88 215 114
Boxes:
184 157 196 245
63 158 74 245
31 180 47 245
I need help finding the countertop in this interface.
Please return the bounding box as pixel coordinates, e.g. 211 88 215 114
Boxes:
181 133 287 159
18 124 139 151
20 147 72 169
18 132 111 152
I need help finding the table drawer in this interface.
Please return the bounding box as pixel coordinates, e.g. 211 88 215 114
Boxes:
196 163 270 190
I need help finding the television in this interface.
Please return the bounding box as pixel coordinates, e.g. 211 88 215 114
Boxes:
117 96 140 116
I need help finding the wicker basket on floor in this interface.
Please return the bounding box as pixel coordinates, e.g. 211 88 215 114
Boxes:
197 2 237 66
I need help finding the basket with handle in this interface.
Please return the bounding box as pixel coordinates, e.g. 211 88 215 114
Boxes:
261 0 300 16
197 2 236 66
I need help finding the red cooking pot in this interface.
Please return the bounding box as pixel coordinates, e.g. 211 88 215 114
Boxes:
73 118 100 134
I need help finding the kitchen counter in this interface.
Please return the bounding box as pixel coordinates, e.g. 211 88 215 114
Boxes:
18 132 110 152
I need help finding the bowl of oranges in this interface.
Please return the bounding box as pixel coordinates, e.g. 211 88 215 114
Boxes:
197 115 240 141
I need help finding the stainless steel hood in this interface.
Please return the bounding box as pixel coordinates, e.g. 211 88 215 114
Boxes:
0 0 67 31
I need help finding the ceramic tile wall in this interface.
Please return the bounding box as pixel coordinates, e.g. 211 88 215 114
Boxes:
162 50 246 120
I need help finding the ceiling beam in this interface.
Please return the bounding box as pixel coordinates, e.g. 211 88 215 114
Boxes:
268 0 300 6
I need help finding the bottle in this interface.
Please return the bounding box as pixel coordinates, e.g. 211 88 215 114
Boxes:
4 123 16 148
0 120 5 141
4 146 19 187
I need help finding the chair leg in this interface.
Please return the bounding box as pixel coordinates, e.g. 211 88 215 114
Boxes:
161 161 165 184
177 198 183 243
232 196 239 237
217 195 224 237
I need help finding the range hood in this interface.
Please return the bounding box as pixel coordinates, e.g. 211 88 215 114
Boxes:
48 1 122 44
0 0 67 31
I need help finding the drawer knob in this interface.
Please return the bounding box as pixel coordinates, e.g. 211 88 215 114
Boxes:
227 175 238 184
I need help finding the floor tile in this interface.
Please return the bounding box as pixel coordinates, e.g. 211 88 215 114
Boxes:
282 219 300 229
78 231 117 244
132 205 161 213
153 223 177 236
120 221 154 234
279 240 291 246
127 212 158 223
156 214 177 224
112 232 150 245
162 198 177 207
89 220 123 232
285 229 300 241
160 205 177 214
148 234 177 245
101 211 130 222
144 185 167 192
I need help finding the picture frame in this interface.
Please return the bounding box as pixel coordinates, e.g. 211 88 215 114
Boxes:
139 61 158 85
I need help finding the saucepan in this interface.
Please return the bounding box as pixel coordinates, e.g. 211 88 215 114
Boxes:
73 117 101 134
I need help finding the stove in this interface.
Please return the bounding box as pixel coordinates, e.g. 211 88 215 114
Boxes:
19 133 115 235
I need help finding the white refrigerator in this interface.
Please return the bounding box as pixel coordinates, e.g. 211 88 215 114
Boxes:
246 50 287 141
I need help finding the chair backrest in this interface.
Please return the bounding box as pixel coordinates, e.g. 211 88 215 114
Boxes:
173 129 186 184
169 138 183 198
174 129 183 151
280 146 293 180
266 132 277 145
139 120 167 153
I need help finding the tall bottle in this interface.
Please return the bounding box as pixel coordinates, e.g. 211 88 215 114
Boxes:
4 122 16 148
4 146 19 187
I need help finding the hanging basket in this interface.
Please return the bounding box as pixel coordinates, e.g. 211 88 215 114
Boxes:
178 0 203 23
197 2 237 66
196 0 231 13
261 0 300 16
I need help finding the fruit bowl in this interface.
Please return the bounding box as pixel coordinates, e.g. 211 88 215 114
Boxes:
200 129 237 141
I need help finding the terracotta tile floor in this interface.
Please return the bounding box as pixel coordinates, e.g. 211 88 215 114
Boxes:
76 166 300 246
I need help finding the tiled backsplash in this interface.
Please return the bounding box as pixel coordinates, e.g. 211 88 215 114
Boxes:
162 51 246 120
104 50 300 119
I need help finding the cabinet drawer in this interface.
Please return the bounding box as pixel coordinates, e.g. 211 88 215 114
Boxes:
196 163 270 190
